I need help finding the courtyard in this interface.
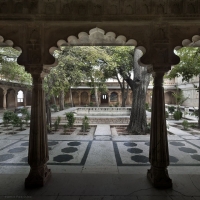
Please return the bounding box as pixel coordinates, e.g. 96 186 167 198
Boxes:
0 108 200 199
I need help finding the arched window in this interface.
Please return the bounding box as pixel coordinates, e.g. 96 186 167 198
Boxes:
110 92 118 102
17 90 24 102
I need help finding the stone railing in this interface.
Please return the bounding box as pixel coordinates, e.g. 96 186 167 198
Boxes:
75 107 131 116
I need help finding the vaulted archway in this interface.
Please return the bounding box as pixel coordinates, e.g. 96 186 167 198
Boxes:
1 1 200 191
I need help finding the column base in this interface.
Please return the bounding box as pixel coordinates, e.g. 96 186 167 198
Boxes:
147 167 172 189
25 165 51 188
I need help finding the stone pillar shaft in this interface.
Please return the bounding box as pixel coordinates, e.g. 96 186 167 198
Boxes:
25 74 51 188
3 89 7 110
147 72 172 188
14 91 18 108
24 91 27 107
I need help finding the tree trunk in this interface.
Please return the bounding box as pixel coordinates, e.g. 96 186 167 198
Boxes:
125 48 150 134
59 90 64 110
52 95 56 105
121 80 129 107
94 87 99 107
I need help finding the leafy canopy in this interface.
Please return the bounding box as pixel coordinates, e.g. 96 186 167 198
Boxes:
0 47 32 85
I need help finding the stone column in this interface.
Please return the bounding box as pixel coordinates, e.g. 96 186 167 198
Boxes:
3 89 7 110
25 72 51 188
108 92 111 105
24 90 27 107
147 72 172 188
78 92 81 106
14 90 18 108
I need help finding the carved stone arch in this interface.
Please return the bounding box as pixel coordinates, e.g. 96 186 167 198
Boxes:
0 35 21 50
48 27 151 71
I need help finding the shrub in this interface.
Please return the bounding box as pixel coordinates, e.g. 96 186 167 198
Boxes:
115 102 119 107
82 115 89 132
168 106 175 114
63 124 68 134
192 109 199 118
182 120 189 130
3 111 14 127
54 120 59 131
51 104 58 112
145 103 149 110
173 110 182 120
54 116 61 131
66 112 75 128
89 102 93 107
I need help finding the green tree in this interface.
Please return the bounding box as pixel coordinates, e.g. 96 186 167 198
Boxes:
103 46 134 107
119 48 151 134
0 47 32 85
166 47 200 127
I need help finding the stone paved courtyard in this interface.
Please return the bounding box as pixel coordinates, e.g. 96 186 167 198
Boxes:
1 110 200 199
1 122 200 169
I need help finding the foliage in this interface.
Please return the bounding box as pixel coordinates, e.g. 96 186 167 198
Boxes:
51 104 58 112
0 47 32 85
89 102 93 107
168 106 175 114
3 111 15 127
66 112 75 128
145 103 149 110
173 110 183 120
192 108 199 118
103 46 134 107
82 115 89 132
53 116 61 131
11 114 24 131
182 120 189 130
172 89 188 107
63 124 68 134
166 47 200 82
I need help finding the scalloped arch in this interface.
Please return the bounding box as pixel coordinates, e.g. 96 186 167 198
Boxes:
175 34 200 50
0 35 22 51
48 27 150 70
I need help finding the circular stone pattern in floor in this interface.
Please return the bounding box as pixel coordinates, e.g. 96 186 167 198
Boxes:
20 142 29 146
68 142 81 146
124 142 137 147
53 155 73 162
61 147 78 153
21 156 28 162
179 147 197 154
131 155 149 163
144 142 150 146
127 148 143 154
8 147 26 153
0 154 14 162
48 141 59 146
169 155 179 163
191 155 200 161
170 142 185 147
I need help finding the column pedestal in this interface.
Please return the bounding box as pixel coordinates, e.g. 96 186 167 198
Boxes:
147 72 172 189
25 73 51 188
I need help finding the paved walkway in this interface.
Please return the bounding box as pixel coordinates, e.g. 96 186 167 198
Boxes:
0 109 200 199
